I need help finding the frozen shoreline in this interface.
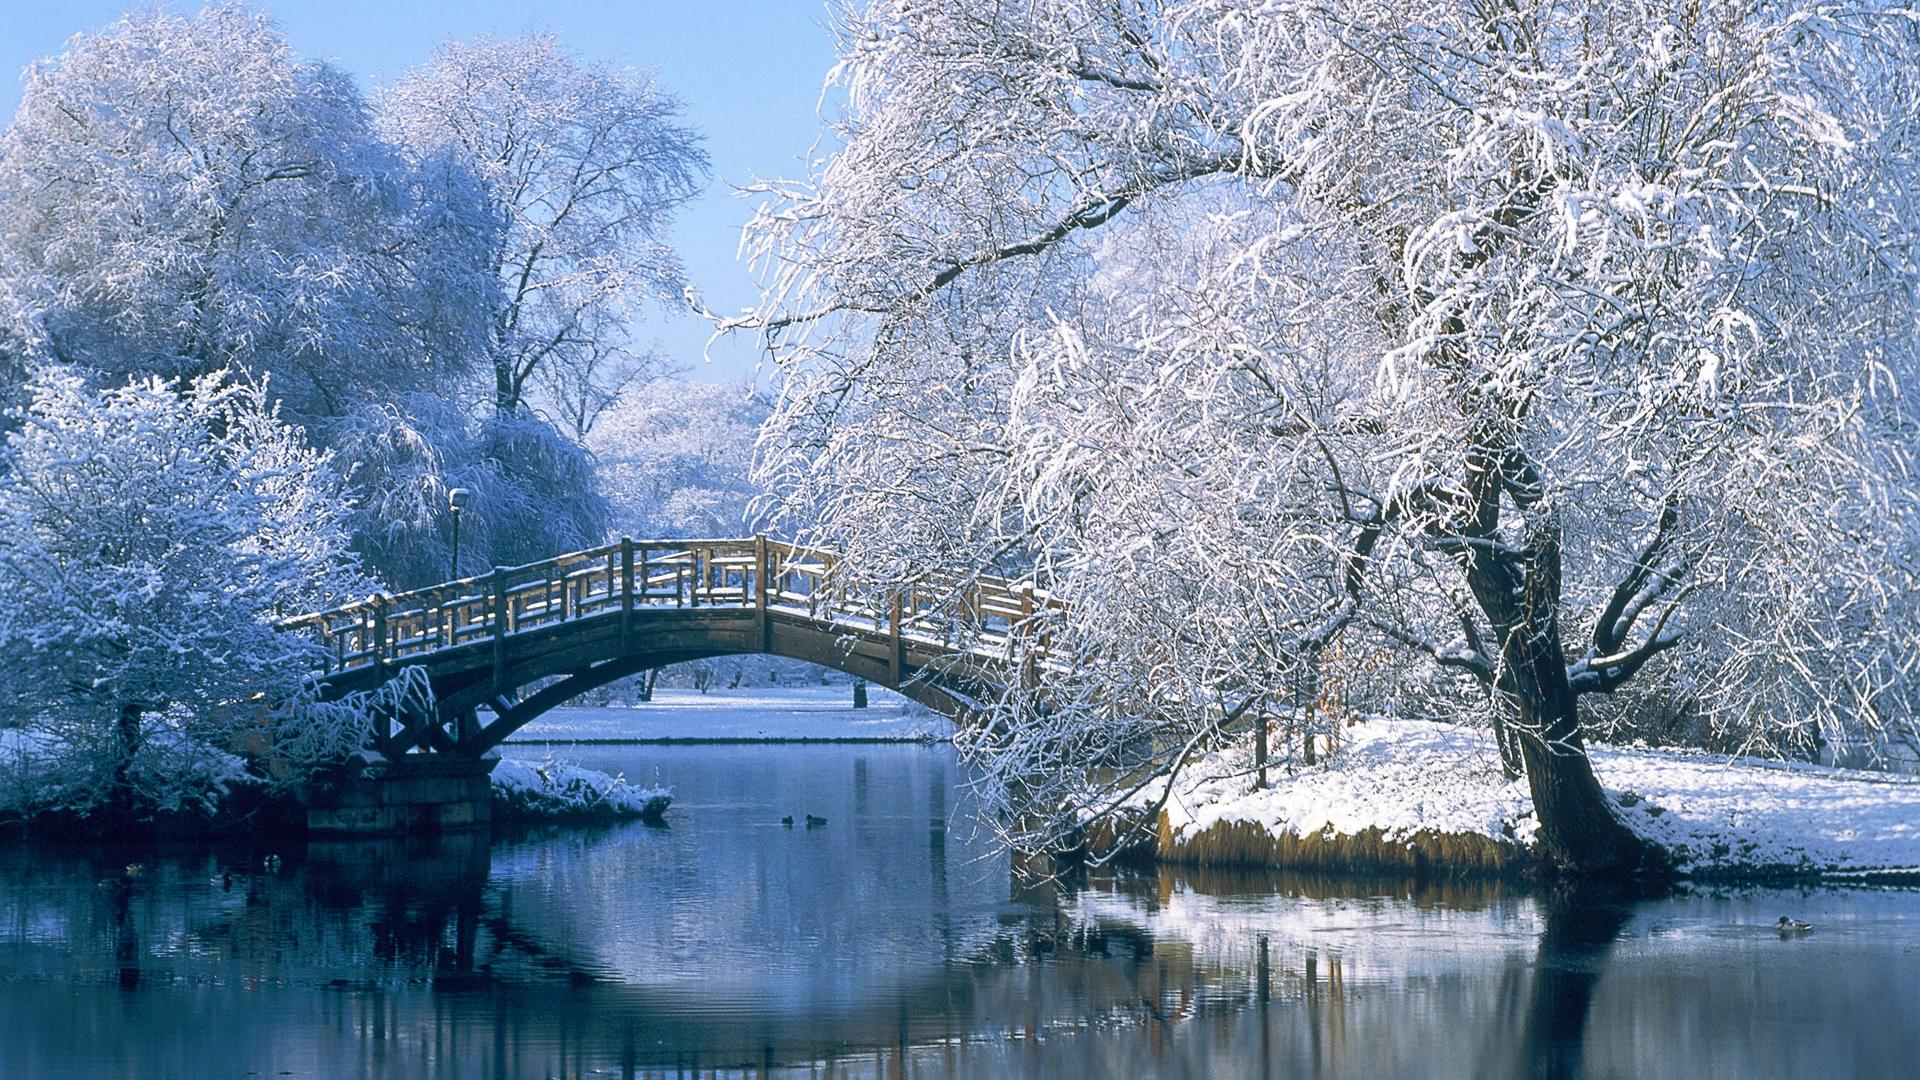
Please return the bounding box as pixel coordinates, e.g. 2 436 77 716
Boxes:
1146 719 1920 880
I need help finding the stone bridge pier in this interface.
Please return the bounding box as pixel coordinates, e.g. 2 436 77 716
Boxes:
306 753 497 835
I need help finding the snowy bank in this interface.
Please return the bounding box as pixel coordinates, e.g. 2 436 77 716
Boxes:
0 724 264 830
490 757 671 823
508 686 952 743
1141 719 1920 880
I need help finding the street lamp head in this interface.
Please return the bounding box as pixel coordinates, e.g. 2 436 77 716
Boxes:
448 487 472 514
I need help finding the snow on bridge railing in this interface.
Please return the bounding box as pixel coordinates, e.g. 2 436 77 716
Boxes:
277 535 1060 676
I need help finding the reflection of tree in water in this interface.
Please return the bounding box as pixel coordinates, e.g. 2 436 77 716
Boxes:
1500 882 1638 1080
108 873 140 989
305 835 492 984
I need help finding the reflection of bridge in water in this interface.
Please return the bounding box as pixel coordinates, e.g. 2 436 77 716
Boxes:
283 536 1050 758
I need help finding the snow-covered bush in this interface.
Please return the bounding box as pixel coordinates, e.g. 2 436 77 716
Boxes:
491 756 671 822
0 369 368 822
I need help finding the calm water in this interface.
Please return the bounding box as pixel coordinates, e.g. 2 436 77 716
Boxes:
1 742 1916 1079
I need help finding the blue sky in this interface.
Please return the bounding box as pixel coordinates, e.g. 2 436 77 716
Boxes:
0 0 843 384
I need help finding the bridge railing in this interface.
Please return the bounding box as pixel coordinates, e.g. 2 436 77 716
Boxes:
280 536 1060 676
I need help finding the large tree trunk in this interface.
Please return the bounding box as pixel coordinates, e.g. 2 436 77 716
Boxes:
105 701 143 828
1460 455 1665 877
494 357 520 415
1503 612 1657 876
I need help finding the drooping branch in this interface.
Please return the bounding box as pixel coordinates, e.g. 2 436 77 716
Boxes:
1365 614 1496 683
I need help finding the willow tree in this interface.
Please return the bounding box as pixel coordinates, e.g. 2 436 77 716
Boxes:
740 1 1920 874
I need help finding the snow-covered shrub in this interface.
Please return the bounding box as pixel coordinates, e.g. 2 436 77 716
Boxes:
0 707 254 823
0 369 368 822
491 756 671 822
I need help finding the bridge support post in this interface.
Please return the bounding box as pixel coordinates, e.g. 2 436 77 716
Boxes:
491 568 507 690
756 535 771 652
620 537 634 652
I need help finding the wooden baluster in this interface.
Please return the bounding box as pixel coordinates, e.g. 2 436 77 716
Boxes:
371 595 388 671
755 535 770 652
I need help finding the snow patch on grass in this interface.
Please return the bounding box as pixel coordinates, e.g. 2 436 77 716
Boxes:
1154 720 1538 853
1591 741 1920 877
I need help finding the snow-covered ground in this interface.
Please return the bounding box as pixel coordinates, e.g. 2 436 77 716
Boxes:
1153 719 1920 879
505 686 953 743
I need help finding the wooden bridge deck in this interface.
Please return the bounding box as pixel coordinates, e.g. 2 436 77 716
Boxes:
281 537 1049 757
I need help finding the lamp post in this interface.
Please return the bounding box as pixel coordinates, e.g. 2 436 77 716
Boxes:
448 487 471 581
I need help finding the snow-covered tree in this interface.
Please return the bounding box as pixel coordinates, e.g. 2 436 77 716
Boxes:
590 379 771 538
381 32 708 420
0 2 494 426
0 369 369 822
326 396 608 588
0 6 632 593
741 1 1920 874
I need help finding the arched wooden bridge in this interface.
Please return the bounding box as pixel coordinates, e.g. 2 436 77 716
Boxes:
280 537 1048 759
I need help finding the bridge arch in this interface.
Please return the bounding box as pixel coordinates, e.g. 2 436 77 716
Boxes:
284 538 1039 758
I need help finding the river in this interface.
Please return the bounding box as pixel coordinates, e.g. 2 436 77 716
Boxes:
1 742 1914 1078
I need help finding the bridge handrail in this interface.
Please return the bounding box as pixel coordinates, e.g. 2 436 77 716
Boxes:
281 535 1060 676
